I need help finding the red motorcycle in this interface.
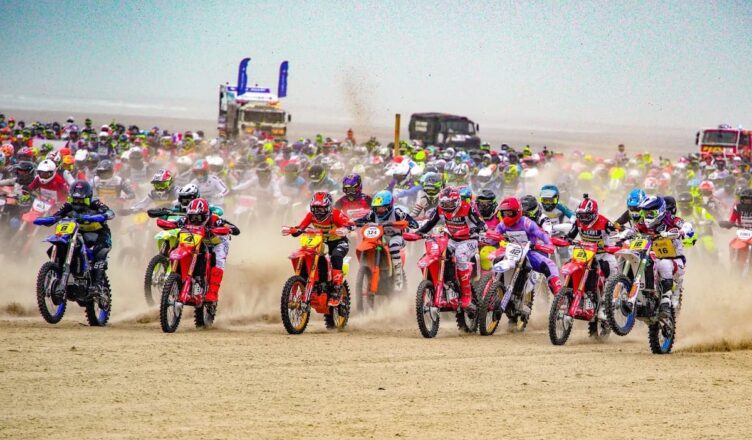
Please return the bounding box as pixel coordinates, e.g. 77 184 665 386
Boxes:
279 227 352 334
405 231 480 338
548 240 620 345
155 218 230 333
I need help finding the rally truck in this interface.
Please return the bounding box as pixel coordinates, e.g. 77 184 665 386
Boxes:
408 113 481 149
695 124 751 160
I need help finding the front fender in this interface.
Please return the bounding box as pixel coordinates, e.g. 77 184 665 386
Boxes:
169 246 192 262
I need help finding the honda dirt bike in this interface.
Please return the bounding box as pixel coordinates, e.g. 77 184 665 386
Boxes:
477 233 555 335
142 208 183 306
156 218 230 333
354 220 408 312
720 221 752 278
32 215 112 326
279 227 352 334
404 231 480 338
548 240 619 345
603 233 678 354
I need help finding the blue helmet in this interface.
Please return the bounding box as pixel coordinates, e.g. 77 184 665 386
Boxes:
540 184 560 211
371 190 394 221
638 195 665 229
626 188 646 221
458 186 472 201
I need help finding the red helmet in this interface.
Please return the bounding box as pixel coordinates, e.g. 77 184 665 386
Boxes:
310 191 333 221
499 197 522 227
438 188 461 214
576 195 599 225
698 180 714 196
186 198 210 225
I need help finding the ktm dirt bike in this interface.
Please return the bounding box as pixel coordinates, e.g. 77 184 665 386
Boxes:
603 233 678 354
142 208 183 306
32 215 112 326
477 234 555 335
354 220 408 313
720 221 752 278
280 227 352 334
156 219 230 333
548 240 620 345
404 231 480 338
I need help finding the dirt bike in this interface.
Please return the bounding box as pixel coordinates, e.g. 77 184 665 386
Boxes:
719 221 752 278
115 209 150 266
404 231 481 338
548 240 620 345
232 194 257 229
279 227 352 334
11 194 56 258
477 233 555 335
142 208 183 306
155 218 230 333
32 215 112 326
354 220 408 313
603 232 679 354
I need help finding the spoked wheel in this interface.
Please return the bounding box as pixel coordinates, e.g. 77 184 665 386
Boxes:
144 254 169 307
604 274 636 336
195 301 217 328
415 280 440 338
85 275 112 327
325 282 351 330
280 276 310 335
588 318 611 341
478 278 501 336
354 266 375 314
160 273 183 333
36 262 66 324
456 279 483 334
548 288 574 346
649 305 676 354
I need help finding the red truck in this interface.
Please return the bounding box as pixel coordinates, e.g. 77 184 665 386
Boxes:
696 124 751 160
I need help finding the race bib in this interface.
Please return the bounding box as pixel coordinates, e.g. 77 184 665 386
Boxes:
572 247 595 262
629 239 649 250
653 238 677 258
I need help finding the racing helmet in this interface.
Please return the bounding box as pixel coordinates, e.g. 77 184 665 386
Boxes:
310 191 333 221
575 195 599 225
186 198 210 225
499 197 522 227
95 160 114 180
438 188 461 214
309 164 326 183
638 196 666 229
151 169 173 193
521 195 540 220
178 184 200 207
342 173 362 199
371 190 394 221
539 184 559 212
69 180 93 208
476 189 497 220
626 188 646 221
36 159 57 184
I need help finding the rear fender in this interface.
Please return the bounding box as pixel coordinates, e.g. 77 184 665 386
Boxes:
730 238 750 250
356 239 379 253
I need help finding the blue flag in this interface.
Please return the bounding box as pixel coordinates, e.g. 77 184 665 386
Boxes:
237 57 251 95
278 61 289 98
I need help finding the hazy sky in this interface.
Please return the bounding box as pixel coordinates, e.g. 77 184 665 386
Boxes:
1 0 750 131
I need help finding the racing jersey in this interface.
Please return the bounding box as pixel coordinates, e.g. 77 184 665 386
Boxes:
417 201 485 241
296 209 353 242
28 174 69 204
729 204 752 229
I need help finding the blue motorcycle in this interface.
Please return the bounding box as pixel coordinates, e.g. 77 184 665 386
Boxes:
33 215 112 326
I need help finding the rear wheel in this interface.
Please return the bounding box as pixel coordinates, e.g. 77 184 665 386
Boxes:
160 273 183 333
478 278 501 336
325 281 351 330
588 319 610 341
85 275 111 327
354 266 374 313
604 274 636 336
548 288 574 346
280 276 310 335
415 280 440 338
194 301 217 328
144 254 169 307
36 262 66 324
649 305 676 354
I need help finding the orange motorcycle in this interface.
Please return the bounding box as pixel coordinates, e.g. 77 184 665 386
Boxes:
353 220 408 312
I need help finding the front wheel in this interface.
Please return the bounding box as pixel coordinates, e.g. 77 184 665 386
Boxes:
415 280 440 338
280 276 310 335
85 275 111 327
144 254 169 307
478 278 501 336
548 288 574 346
160 273 183 333
325 281 350 330
604 274 636 336
36 261 66 324
354 266 374 313
648 306 676 354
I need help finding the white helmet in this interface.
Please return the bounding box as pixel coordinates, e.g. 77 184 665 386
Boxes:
74 149 88 163
178 183 200 207
176 156 193 172
206 155 225 173
36 159 57 184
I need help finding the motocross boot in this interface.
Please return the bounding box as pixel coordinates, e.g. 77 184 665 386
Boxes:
392 260 404 291
548 275 562 296
457 267 474 310
206 267 223 302
329 269 343 306
659 279 673 317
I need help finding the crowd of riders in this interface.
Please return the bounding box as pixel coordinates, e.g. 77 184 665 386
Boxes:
1 111 752 322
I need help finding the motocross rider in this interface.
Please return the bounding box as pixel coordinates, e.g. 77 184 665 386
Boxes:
491 197 562 295
48 180 115 297
720 188 752 263
290 191 355 305
334 173 372 217
353 190 418 290
415 187 486 310
539 184 574 225
615 189 646 228
190 158 229 207
29 159 69 205
92 159 135 204
307 164 338 194
128 169 178 212
410 172 443 219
